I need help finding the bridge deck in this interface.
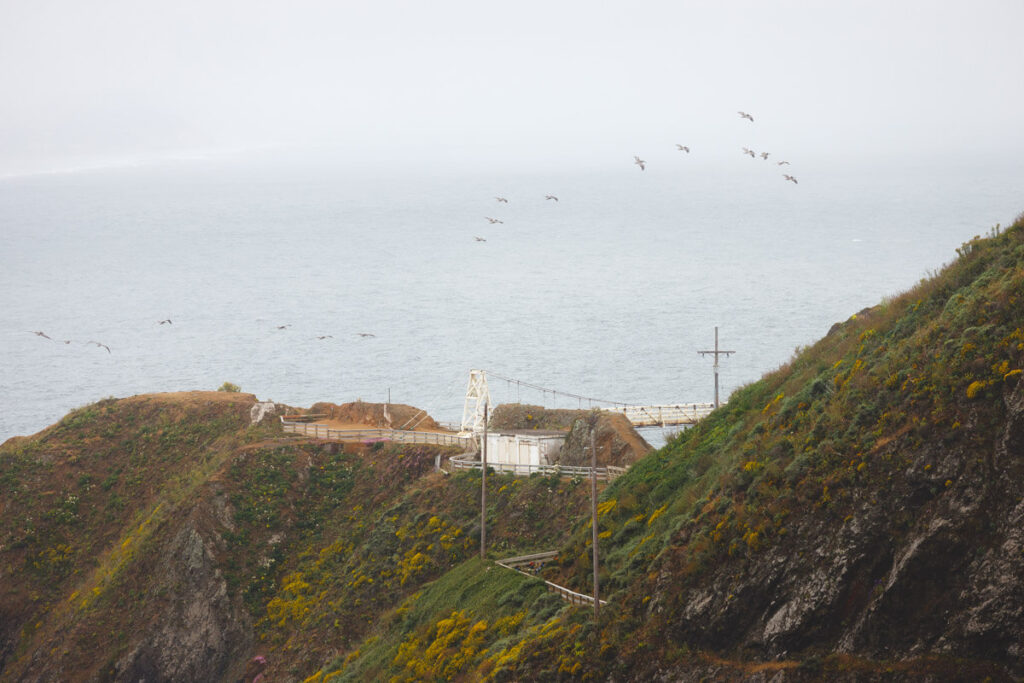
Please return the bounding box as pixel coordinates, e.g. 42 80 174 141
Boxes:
605 403 716 427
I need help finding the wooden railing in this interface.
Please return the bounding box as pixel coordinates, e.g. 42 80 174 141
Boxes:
447 453 627 482
280 419 474 448
281 413 328 423
496 551 607 607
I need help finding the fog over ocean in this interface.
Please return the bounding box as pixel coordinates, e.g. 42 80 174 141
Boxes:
2 154 1022 442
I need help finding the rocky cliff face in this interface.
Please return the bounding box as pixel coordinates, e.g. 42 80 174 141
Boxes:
556 412 652 468
112 516 254 682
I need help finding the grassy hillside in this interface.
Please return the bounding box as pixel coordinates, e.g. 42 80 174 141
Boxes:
330 215 1024 681
3 212 1023 682
0 395 597 681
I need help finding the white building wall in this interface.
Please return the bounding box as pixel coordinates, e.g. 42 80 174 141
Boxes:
483 433 565 474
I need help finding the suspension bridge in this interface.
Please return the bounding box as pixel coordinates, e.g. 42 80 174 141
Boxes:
460 369 719 433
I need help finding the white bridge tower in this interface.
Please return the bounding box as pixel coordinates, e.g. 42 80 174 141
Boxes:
460 370 491 434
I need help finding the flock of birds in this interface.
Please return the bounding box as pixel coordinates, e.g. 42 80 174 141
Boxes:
30 330 111 353
28 109 796 354
28 320 379 354
476 109 798 242
635 111 798 182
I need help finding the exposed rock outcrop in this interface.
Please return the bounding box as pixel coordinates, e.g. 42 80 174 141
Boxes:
114 519 254 682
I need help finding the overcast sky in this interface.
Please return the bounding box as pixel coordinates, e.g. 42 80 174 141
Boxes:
1 0 1022 176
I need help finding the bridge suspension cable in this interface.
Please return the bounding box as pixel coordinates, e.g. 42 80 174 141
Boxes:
482 370 642 408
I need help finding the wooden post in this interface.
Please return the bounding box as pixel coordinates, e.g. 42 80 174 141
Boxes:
480 402 488 560
590 428 600 620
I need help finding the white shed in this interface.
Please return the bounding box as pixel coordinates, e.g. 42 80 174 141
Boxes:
481 430 565 475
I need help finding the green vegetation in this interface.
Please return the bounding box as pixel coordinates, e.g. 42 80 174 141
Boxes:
218 381 242 392
3 214 1023 681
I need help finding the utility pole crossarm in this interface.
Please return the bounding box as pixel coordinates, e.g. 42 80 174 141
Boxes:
697 326 735 409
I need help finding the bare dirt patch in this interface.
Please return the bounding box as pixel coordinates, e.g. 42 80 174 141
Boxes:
308 401 445 431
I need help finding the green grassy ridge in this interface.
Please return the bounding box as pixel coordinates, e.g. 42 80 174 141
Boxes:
1 395 599 680
583 218 1022 676
0 393 260 678
323 558 570 682
229 461 597 679
327 215 1024 681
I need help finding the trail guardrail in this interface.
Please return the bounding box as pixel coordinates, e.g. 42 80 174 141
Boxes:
447 452 627 482
496 551 607 607
280 419 474 448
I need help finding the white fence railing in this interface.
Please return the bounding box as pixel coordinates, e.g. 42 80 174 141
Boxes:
447 453 627 482
496 551 608 607
280 419 474 448
605 403 716 426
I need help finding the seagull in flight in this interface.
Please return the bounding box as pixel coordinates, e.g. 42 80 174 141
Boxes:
474 236 487 242
31 331 52 340
356 332 376 338
495 196 509 203
742 147 756 158
738 111 754 122
676 145 690 153
158 319 172 325
783 174 798 184
760 152 771 160
276 324 291 330
545 195 558 201
485 217 503 224
777 160 790 166
87 341 111 353
316 335 333 340
634 156 646 170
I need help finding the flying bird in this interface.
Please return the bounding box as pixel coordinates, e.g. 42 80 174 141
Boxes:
777 160 791 166
634 156 646 170
316 335 333 340
87 341 111 353
742 147 756 158
545 195 558 201
474 236 487 242
738 111 754 122
276 324 291 330
485 217 504 224
356 332 376 338
760 152 771 160
495 197 509 203
783 174 798 184
30 331 52 340
676 145 690 153
158 319 172 325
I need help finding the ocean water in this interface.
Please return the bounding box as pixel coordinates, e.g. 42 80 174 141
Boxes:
2 155 1022 443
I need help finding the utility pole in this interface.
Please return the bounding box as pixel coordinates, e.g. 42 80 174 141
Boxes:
698 326 735 409
480 401 488 560
590 427 600 620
